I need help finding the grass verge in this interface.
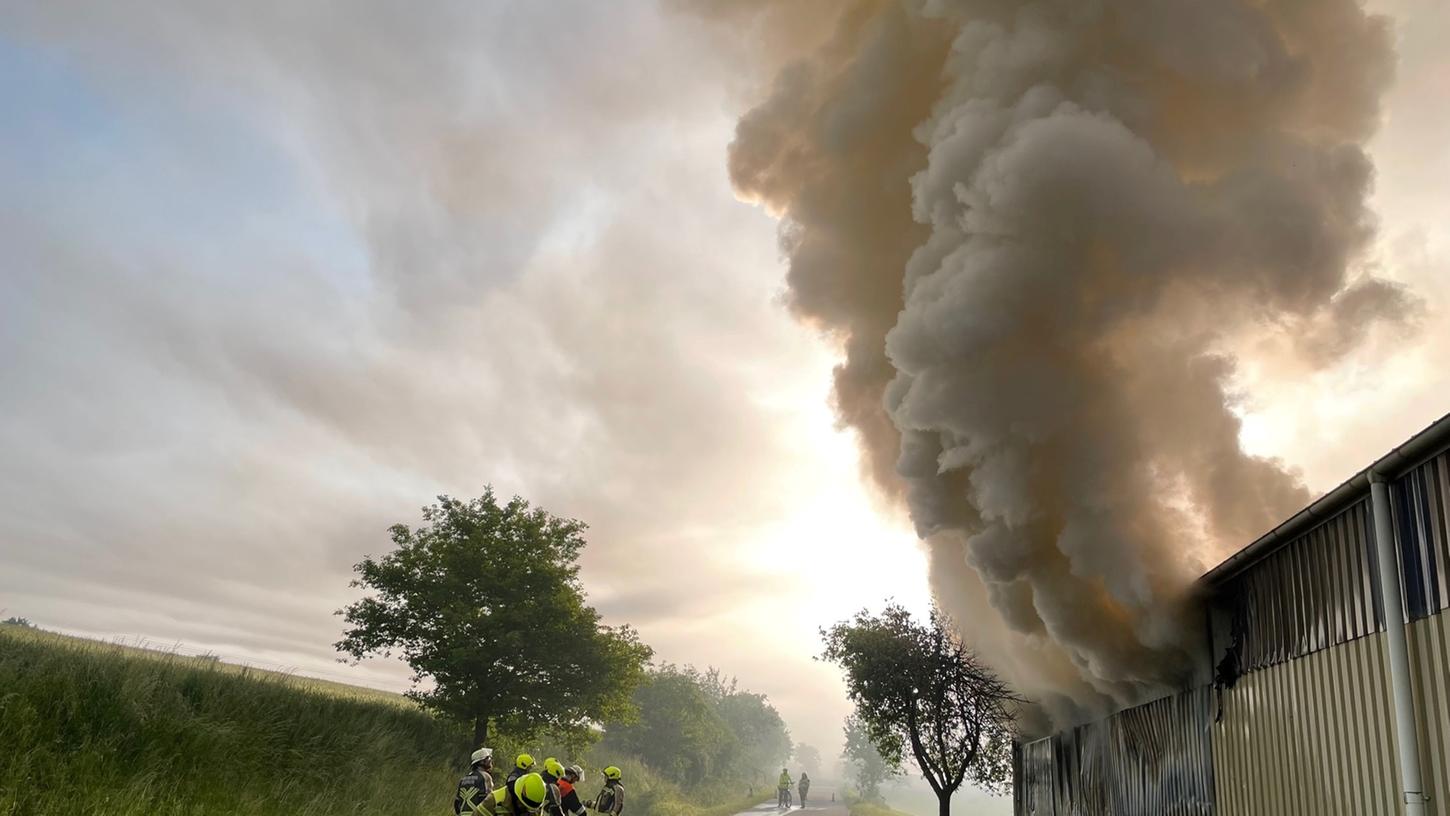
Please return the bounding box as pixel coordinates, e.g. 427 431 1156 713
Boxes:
0 625 777 816
0 624 468 815
846 796 918 816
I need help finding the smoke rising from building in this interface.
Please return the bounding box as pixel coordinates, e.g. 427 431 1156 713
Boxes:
723 0 1413 723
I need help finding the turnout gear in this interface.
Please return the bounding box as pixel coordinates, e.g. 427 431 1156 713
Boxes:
455 767 496 815
513 773 549 811
594 772 625 816
456 746 497 814
507 754 538 788
548 767 588 816
479 772 549 816
541 757 566 816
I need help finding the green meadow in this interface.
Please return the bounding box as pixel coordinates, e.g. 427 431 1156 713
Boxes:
0 626 768 816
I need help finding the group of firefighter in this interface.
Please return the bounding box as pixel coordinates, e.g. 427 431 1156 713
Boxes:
454 749 625 816
456 747 816 816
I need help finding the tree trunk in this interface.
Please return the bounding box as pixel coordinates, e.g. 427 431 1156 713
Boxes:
473 715 489 746
937 790 951 816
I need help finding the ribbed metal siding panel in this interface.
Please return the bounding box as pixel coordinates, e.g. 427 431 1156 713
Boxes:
1408 610 1450 814
1212 631 1402 815
1018 737 1056 815
1015 688 1213 815
1394 451 1450 620
1218 499 1382 672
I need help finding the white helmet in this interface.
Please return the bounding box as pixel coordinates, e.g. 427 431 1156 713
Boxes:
566 765 584 783
472 747 494 766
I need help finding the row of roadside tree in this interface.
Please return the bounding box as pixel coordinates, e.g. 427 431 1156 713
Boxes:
330 489 1017 816
333 490 793 796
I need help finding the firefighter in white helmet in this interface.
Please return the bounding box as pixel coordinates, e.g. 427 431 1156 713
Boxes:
455 747 497 815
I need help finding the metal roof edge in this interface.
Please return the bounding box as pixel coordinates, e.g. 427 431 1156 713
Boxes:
1198 410 1450 589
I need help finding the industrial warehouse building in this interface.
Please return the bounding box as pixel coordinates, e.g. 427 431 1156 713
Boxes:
1013 413 1450 815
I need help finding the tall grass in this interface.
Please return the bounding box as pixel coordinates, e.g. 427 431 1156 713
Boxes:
0 626 773 816
0 625 468 815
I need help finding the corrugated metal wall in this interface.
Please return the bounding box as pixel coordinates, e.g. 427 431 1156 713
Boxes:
1215 499 1383 673
1395 450 1450 620
1018 738 1055 816
1409 600 1450 813
1013 687 1214 816
1212 631 1404 815
1013 442 1450 815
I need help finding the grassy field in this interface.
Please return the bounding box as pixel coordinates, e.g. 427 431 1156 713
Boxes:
0 624 468 815
0 625 773 816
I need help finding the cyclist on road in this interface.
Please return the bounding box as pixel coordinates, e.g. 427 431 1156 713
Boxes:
798 773 810 808
777 769 793 809
593 766 626 816
455 747 497 815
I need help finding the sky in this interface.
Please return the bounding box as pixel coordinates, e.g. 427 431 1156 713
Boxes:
0 0 1447 809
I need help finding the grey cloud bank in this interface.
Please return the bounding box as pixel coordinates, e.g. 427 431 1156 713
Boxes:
0 0 858 751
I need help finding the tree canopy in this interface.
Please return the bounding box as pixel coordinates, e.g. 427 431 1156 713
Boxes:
335 490 652 745
603 664 791 786
821 604 1016 816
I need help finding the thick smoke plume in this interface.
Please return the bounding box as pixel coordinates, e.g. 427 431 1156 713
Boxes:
723 0 1409 724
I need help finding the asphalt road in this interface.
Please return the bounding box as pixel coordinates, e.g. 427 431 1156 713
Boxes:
735 785 846 816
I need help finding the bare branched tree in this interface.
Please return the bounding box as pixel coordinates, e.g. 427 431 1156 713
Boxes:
822 604 1017 816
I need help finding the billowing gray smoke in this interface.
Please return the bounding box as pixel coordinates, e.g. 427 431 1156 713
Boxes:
722 0 1411 724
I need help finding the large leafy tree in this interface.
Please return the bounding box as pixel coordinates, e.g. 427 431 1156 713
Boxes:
336 490 652 745
821 604 1016 816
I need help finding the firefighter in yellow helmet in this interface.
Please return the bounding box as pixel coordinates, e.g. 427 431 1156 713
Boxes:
507 753 537 789
541 758 567 816
592 766 625 816
489 772 549 816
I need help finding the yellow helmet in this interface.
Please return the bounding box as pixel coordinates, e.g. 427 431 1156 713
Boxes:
603 766 622 781
544 757 566 779
514 773 548 811
516 753 536 771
